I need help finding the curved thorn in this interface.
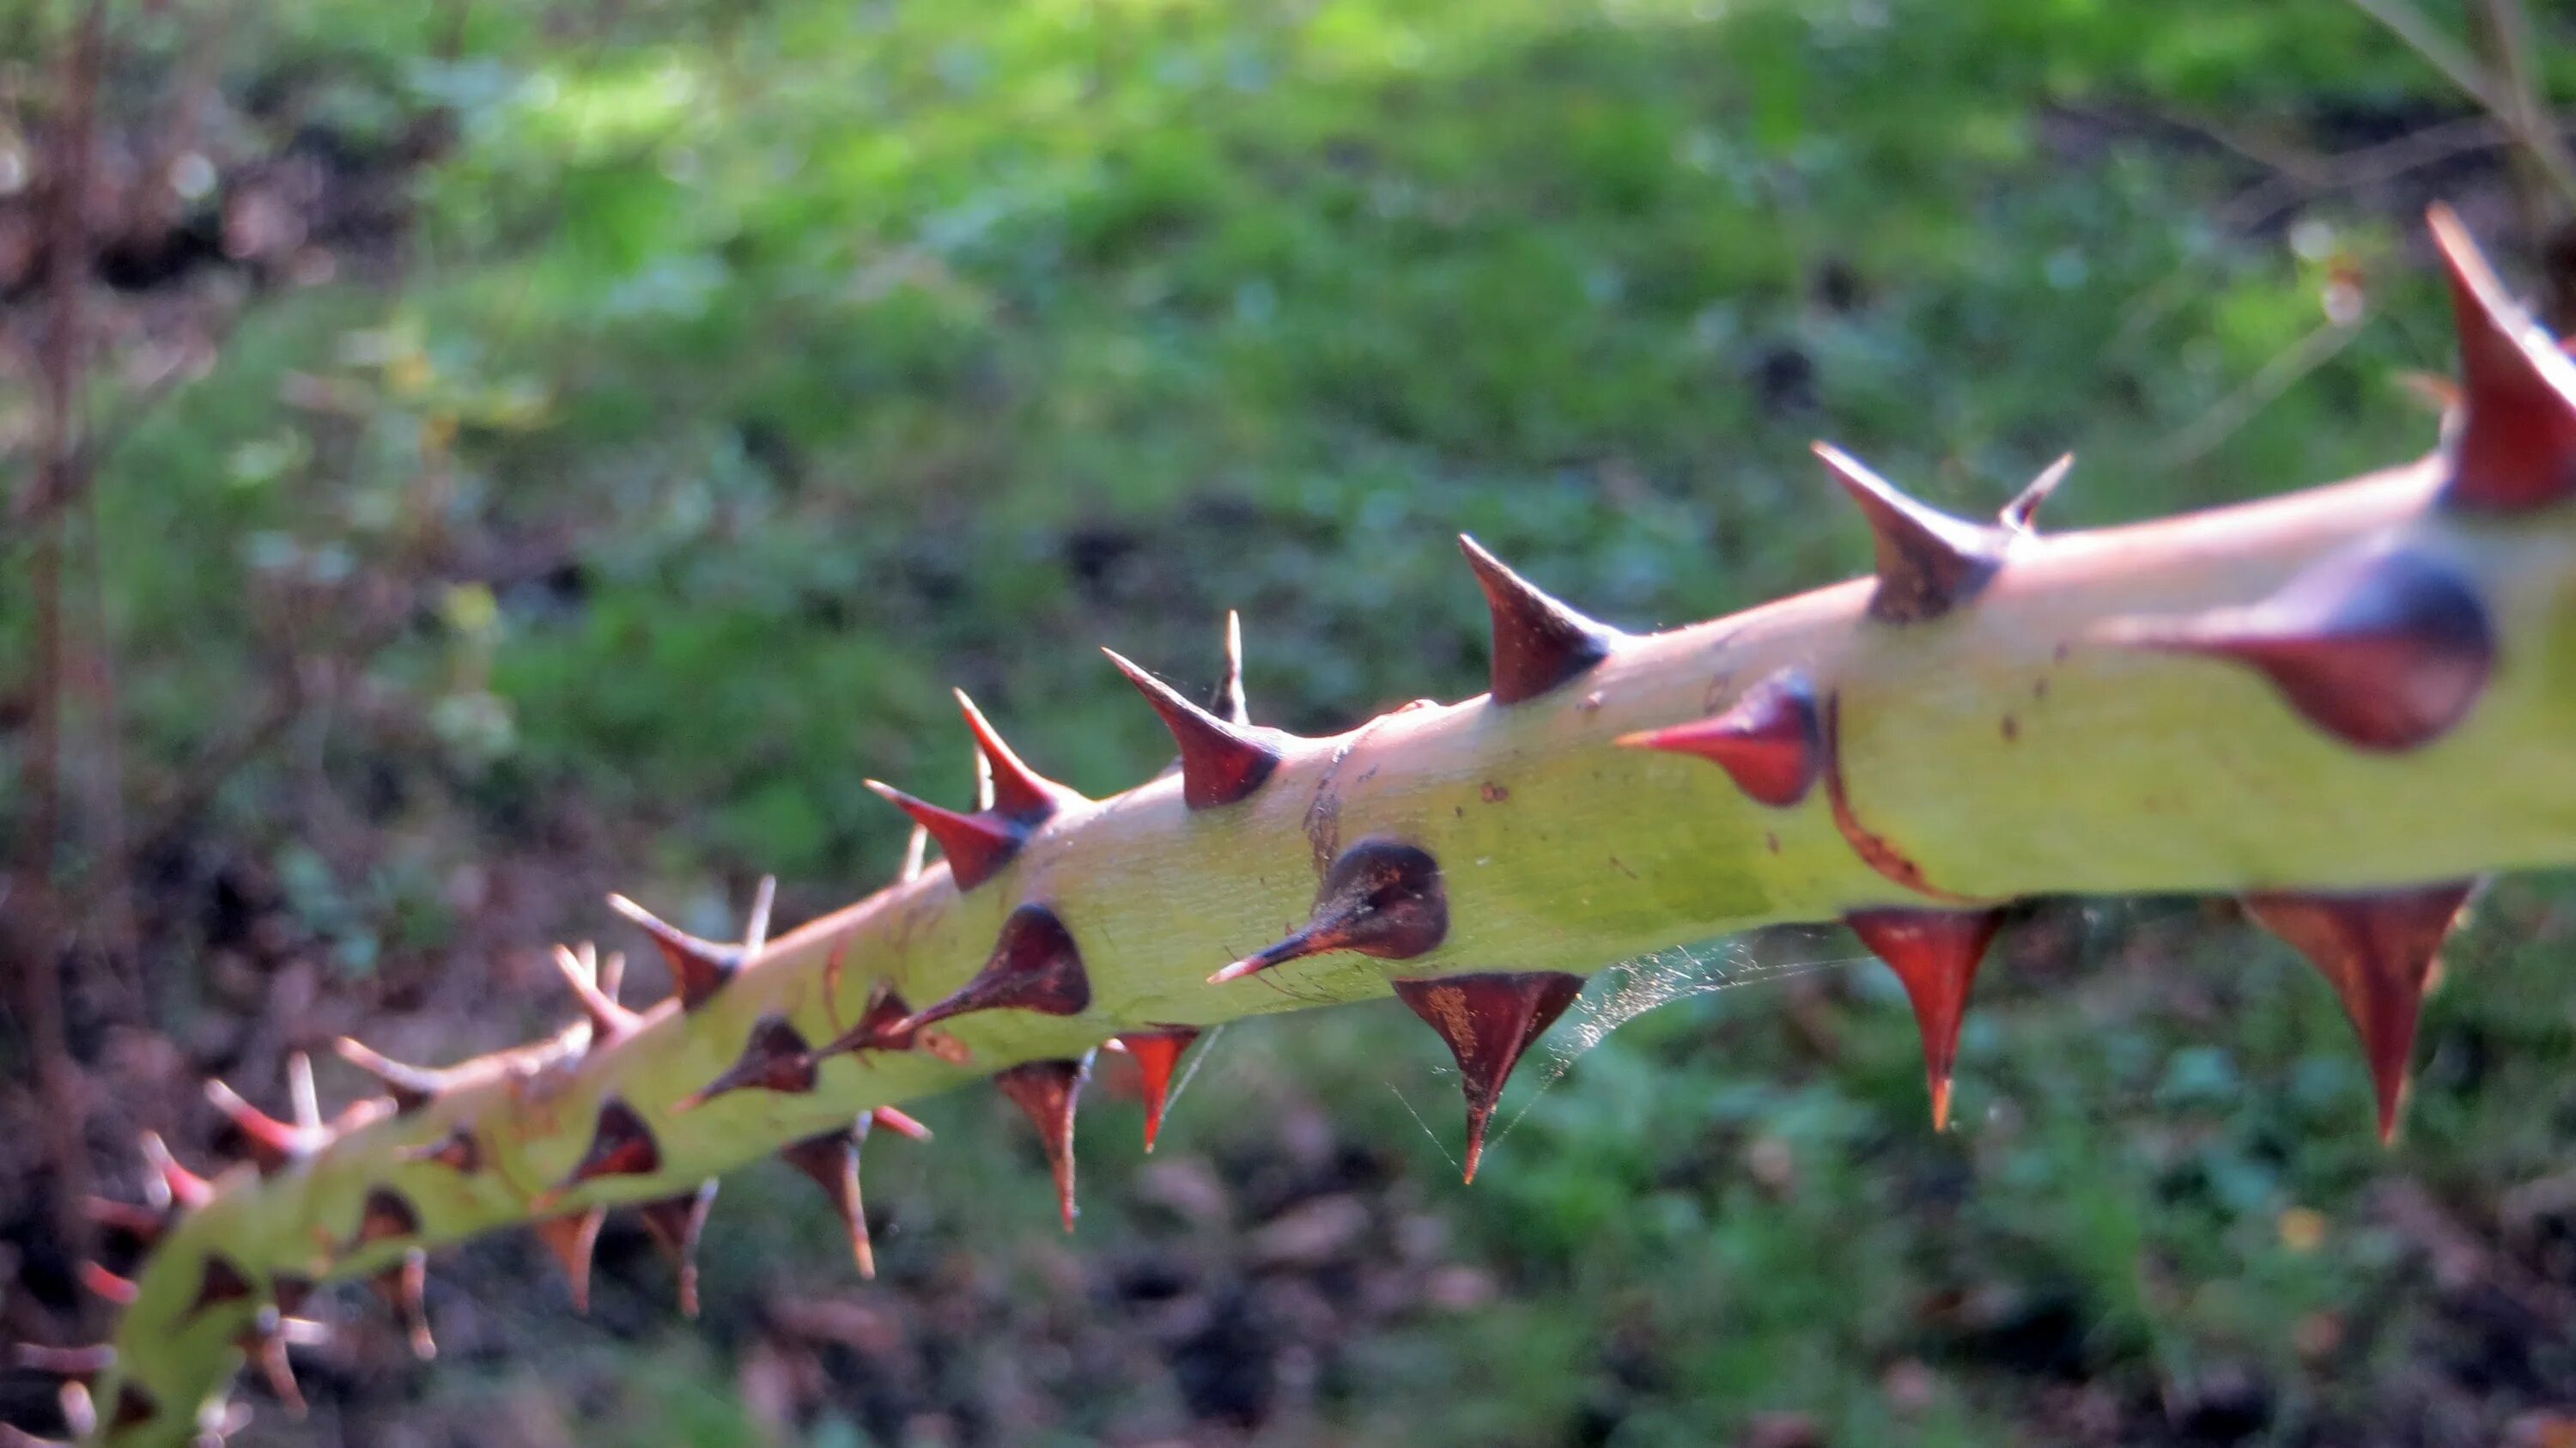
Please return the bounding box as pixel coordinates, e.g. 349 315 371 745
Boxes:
781 1124 875 1279
1216 609 1249 725
865 779 1023 892
1103 648 1285 809
1111 1026 1202 1153
1211 838 1449 984
552 943 641 1041
2244 879 2479 1143
372 1250 435 1359
996 1057 1091 1233
743 874 776 957
334 1037 443 1115
204 1079 307 1175
2091 542 2494 752
953 688 1080 822
1615 666 1824 809
606 893 736 1013
534 1209 605 1314
287 1051 322 1133
76 1262 136 1307
639 1180 720 1319
871 1104 933 1142
1457 534 1620 703
547 1097 662 1199
1814 441 2013 624
677 1014 817 1110
2426 203 2576 513
900 903 1091 1032
138 1131 210 1211
1999 453 2075 534
1844 907 2008 1130
1392 972 1583 1182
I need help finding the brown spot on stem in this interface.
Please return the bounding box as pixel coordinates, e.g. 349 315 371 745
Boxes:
1821 694 1984 903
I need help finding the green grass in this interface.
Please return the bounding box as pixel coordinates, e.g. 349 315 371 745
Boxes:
24 0 2576 1441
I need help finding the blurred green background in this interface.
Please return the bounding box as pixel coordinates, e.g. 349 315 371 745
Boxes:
7 0 2576 1444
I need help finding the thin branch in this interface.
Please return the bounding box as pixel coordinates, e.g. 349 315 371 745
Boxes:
2348 0 2576 206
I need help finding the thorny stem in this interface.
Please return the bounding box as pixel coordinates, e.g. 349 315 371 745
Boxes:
46 210 2576 1445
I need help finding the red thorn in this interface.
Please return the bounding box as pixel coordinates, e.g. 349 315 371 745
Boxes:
1813 442 2014 624
1998 453 2075 534
355 1186 422 1247
1212 837 1449 983
76 1263 136 1306
402 1127 483 1175
871 1104 933 1142
1616 666 1823 808
204 1080 313 1175
605 895 738 1013
371 1250 436 1359
550 1097 663 1200
1102 649 1287 808
188 1253 256 1316
534 1208 606 1313
2427 204 2576 513
814 983 923 1062
996 1057 1090 1232
2093 543 2494 752
680 1015 817 1110
780 1123 878 1279
904 903 1091 1032
865 780 1026 892
639 1179 720 1319
109 1382 156 1432
954 689 1084 825
241 1317 306 1417
81 1196 166 1244
334 1037 443 1114
13 1344 112 1384
2244 879 2477 1143
552 942 642 1041
1457 534 1620 704
1112 1026 1202 1153
1392 972 1583 1183
138 1132 211 1211
1844 907 2008 1129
